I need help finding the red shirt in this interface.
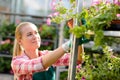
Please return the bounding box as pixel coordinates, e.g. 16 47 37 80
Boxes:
11 50 70 80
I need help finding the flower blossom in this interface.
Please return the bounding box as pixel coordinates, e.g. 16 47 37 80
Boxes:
46 18 51 25
113 0 120 5
92 0 101 6
46 12 59 25
82 76 86 80
117 14 120 19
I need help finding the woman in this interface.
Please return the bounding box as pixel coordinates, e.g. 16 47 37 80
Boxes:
11 22 82 80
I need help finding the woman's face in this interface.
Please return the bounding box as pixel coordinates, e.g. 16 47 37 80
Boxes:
19 24 41 50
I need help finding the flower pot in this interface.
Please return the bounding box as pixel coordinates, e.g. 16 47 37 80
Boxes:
67 19 73 29
77 45 83 64
104 20 120 31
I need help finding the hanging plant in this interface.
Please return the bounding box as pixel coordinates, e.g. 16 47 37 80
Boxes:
51 0 120 49
49 0 120 79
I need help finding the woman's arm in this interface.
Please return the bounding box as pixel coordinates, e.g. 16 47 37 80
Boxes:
41 46 66 69
41 40 70 69
11 57 45 74
11 40 70 75
53 53 70 66
42 45 83 67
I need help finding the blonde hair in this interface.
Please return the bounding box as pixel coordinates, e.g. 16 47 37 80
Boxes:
13 22 34 57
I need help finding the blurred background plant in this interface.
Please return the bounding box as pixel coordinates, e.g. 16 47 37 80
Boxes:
0 22 16 55
39 24 56 39
38 24 57 50
76 46 120 80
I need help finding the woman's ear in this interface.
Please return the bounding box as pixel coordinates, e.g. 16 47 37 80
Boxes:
17 39 22 45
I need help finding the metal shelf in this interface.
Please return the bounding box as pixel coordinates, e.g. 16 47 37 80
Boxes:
0 11 48 18
0 54 12 58
104 31 120 37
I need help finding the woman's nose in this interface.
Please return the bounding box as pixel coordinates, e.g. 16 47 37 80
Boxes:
32 34 38 39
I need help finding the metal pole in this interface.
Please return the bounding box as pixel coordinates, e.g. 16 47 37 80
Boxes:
67 0 82 80
56 22 65 80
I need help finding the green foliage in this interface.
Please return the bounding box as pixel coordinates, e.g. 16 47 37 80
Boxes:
70 0 75 3
0 43 13 55
63 25 70 39
60 71 68 80
51 0 120 48
71 2 119 48
0 23 16 38
52 1 77 24
38 24 57 50
76 46 120 80
0 57 12 73
0 23 16 55
51 1 120 79
39 24 56 39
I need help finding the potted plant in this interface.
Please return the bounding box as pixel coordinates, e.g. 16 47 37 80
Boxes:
51 0 120 48
76 46 120 80
50 0 120 79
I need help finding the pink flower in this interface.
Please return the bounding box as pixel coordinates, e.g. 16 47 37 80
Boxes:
48 14 53 18
92 0 101 6
53 12 59 16
113 0 120 5
105 0 110 4
76 64 81 69
111 55 117 58
82 76 86 80
51 0 56 10
117 14 120 17
0 39 11 44
16 19 21 24
76 64 81 73
46 12 59 25
46 18 51 25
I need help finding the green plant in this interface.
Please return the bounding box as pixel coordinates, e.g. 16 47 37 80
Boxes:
0 22 16 39
0 22 16 55
0 43 13 55
50 0 120 79
0 57 12 73
38 24 57 50
51 0 120 48
63 25 70 39
71 0 120 48
39 24 56 39
60 71 68 80
76 46 120 80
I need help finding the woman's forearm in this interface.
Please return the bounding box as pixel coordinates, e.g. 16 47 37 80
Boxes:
42 46 65 69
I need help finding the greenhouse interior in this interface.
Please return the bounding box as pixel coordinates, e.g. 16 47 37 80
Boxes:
0 0 120 80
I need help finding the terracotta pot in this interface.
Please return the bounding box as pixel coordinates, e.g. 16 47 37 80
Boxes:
77 45 84 64
105 20 120 31
67 19 73 29
111 20 120 24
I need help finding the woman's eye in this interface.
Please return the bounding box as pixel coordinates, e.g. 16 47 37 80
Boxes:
27 33 32 36
35 31 39 34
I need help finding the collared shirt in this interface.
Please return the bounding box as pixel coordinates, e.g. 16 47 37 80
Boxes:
11 50 70 80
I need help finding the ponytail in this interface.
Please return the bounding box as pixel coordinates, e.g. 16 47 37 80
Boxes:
13 39 22 57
